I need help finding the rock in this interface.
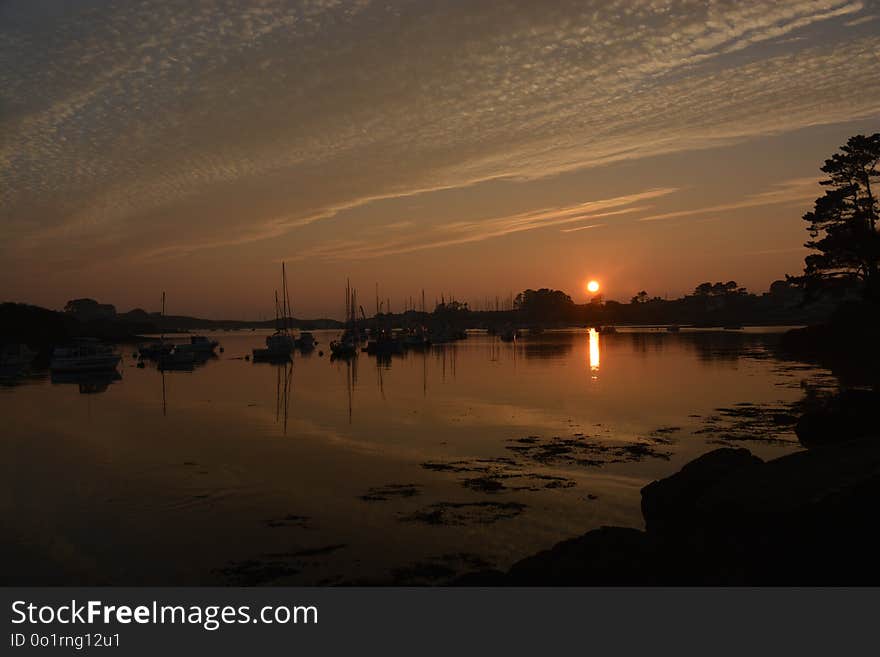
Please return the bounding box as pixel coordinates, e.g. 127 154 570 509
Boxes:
695 438 880 521
507 527 659 585
457 432 880 585
796 389 879 448
452 569 508 586
641 448 762 535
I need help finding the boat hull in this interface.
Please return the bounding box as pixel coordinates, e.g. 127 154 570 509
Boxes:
252 348 292 363
50 354 121 372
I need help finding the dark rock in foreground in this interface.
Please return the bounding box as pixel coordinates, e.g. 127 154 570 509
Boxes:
795 388 879 447
641 447 762 535
461 437 880 585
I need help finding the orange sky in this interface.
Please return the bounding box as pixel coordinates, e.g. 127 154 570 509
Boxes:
2 1 879 319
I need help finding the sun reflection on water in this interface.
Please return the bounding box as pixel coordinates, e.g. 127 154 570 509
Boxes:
588 328 600 377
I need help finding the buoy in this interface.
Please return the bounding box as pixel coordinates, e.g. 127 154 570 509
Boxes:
219 347 225 353
245 355 250 361
318 350 324 357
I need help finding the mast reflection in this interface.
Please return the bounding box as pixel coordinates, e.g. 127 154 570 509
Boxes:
275 361 293 435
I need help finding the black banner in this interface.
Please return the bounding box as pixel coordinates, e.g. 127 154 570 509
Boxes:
2 588 877 655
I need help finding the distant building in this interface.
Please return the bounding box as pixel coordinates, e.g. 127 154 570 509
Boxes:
63 298 117 321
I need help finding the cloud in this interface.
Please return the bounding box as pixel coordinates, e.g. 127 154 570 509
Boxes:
560 223 608 233
844 13 879 25
284 188 675 261
1 0 878 267
637 177 821 222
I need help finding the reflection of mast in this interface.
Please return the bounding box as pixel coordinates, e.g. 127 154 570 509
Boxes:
376 357 385 400
422 350 427 397
161 368 167 416
346 358 354 423
275 361 293 434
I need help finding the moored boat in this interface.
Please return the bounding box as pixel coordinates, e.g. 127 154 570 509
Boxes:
1 343 35 368
178 335 219 354
403 327 430 349
0 343 36 378
252 345 292 362
296 331 317 350
329 338 358 358
158 347 198 371
139 341 173 359
50 339 120 373
139 292 173 359
500 326 519 342
253 264 296 361
364 330 404 355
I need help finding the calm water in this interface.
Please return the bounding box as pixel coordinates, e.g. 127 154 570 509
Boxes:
1 328 835 584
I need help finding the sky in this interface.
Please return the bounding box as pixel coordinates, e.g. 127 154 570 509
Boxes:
2 0 879 319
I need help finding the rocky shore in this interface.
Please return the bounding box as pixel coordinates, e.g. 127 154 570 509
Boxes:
460 390 880 585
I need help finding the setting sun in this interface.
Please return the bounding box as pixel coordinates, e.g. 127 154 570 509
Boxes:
587 280 600 294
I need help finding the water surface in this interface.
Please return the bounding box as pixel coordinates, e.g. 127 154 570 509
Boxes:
0 328 834 584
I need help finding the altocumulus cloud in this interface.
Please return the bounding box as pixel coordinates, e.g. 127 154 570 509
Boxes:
1 0 879 266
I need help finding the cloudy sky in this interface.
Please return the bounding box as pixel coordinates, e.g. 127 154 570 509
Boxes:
2 0 879 318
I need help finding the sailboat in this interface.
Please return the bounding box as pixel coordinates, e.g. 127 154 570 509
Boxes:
331 279 360 358
253 263 295 362
139 292 174 359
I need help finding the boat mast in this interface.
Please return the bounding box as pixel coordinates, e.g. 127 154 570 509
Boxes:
281 262 292 334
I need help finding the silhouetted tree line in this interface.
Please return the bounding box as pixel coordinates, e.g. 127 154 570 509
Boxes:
364 278 823 329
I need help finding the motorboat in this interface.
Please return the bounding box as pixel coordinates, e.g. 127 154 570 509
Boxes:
139 341 173 359
252 344 292 363
364 330 404 355
330 338 358 358
0 344 36 377
296 331 317 350
50 339 121 372
178 335 219 354
158 347 198 371
402 328 430 349
1 343 35 368
500 326 519 342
